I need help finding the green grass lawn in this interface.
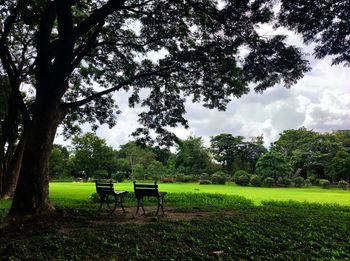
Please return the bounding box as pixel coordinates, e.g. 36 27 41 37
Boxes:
48 181 350 206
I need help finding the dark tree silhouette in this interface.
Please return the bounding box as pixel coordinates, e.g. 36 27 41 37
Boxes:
277 0 350 66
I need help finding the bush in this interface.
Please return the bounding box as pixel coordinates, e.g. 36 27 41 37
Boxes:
113 172 125 183
282 178 292 187
162 177 174 183
293 177 304 188
211 172 226 184
199 179 211 184
319 179 330 189
233 170 249 183
249 175 261 187
304 178 312 187
338 180 348 190
235 175 249 186
200 173 210 180
175 174 193 182
262 177 275 187
93 169 109 179
276 177 283 187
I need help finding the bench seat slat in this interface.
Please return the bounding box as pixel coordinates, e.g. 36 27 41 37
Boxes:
133 184 158 189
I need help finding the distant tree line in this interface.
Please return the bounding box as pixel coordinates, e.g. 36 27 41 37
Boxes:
49 128 350 189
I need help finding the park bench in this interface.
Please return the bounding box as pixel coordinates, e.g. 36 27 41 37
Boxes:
95 180 128 212
133 181 167 216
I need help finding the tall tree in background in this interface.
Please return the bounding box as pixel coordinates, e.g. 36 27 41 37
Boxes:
0 0 309 216
273 128 341 179
210 134 244 174
238 137 267 173
71 133 115 179
327 150 350 184
117 141 155 175
211 134 266 173
48 144 70 179
175 136 210 176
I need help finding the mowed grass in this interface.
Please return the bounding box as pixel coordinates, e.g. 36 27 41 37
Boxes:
49 181 350 206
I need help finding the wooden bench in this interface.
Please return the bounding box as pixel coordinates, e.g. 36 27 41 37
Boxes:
95 180 128 212
133 181 167 216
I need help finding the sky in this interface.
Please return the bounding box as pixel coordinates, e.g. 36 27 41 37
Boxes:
54 27 350 150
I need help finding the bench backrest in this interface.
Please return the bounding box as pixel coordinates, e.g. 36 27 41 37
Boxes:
133 181 159 197
96 180 114 194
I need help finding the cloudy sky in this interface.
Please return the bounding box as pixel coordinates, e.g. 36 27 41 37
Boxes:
55 28 350 149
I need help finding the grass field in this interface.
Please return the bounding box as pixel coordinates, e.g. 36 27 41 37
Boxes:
1 182 349 215
48 181 350 206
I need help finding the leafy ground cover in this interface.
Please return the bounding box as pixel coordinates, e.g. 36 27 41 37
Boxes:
0 200 349 260
0 183 349 260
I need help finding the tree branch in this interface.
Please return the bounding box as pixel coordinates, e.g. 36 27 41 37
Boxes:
0 4 20 84
70 22 104 74
62 67 175 108
72 0 127 41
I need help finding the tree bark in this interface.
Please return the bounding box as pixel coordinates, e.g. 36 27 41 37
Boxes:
1 134 25 199
9 103 66 216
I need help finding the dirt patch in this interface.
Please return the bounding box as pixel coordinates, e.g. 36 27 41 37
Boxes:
90 206 236 225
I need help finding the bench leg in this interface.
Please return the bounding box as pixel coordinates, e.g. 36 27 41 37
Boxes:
136 197 145 215
160 197 165 214
99 194 108 210
156 196 165 216
156 198 160 216
111 195 126 213
120 196 126 213
136 197 140 215
112 195 118 212
106 194 111 209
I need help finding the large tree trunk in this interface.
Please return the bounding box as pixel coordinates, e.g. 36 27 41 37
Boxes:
1 134 25 199
9 103 66 217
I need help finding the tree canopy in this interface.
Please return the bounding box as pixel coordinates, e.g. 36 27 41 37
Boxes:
277 0 350 66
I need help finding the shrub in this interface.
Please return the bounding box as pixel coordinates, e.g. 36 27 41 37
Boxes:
211 172 226 184
162 177 174 183
199 179 211 185
237 175 250 186
338 180 348 190
276 177 284 187
249 175 261 187
308 173 317 183
282 178 292 187
94 169 109 179
314 178 321 186
293 177 304 188
319 179 330 189
262 177 275 187
304 178 312 187
175 174 193 182
233 170 249 183
200 173 210 180
113 172 125 183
